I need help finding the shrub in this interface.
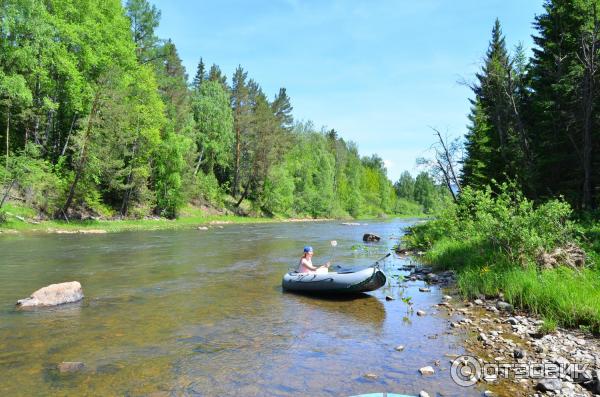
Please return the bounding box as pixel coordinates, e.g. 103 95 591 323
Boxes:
405 181 575 266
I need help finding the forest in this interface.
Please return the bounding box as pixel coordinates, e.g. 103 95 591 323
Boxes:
0 0 450 224
407 0 600 333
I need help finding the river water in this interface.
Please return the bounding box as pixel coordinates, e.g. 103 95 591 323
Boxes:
0 219 482 396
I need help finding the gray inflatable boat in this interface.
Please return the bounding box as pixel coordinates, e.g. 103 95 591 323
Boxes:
282 264 387 294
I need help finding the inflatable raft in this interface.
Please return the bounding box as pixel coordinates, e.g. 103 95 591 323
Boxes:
282 265 387 294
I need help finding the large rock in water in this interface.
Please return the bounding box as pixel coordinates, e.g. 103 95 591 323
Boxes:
17 281 84 307
363 233 381 242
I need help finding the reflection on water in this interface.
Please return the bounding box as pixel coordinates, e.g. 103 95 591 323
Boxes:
0 219 481 396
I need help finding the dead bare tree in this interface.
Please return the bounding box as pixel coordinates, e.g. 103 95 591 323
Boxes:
418 128 462 202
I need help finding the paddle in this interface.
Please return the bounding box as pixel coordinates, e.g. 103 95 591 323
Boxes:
329 240 337 267
372 252 392 269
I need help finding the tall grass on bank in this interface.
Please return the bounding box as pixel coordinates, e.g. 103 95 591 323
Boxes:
404 183 600 333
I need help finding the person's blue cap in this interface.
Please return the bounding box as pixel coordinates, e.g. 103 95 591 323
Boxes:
303 246 313 253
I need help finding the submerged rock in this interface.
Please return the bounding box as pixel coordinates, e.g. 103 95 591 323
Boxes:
17 281 84 307
58 361 84 373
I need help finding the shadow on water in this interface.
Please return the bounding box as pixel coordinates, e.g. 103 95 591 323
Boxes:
282 290 386 326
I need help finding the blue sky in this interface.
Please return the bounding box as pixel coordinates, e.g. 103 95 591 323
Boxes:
153 0 545 182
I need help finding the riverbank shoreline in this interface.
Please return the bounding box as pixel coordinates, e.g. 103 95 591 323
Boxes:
0 211 426 236
0 214 333 235
412 261 600 397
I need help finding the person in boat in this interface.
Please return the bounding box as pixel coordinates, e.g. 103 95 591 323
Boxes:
298 246 330 274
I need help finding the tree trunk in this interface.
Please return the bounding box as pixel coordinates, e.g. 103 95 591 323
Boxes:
193 147 204 176
235 180 251 207
0 179 16 209
582 67 594 210
62 93 100 217
436 158 457 202
60 114 77 157
232 126 241 197
580 10 598 210
5 106 9 170
120 141 139 217
433 128 461 192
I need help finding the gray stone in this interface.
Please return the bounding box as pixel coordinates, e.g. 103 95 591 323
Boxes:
394 345 405 351
419 392 430 397
419 366 435 375
474 299 484 305
513 348 525 359
363 372 379 380
418 287 431 293
17 281 84 307
496 301 514 312
425 273 439 283
416 310 426 316
536 378 562 392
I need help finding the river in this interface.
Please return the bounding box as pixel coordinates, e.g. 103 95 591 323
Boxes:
0 219 482 396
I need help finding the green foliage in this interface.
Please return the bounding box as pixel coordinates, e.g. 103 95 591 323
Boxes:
406 181 574 265
154 131 192 218
2 145 65 215
0 0 403 222
194 171 226 207
191 80 234 172
394 171 449 214
403 181 600 333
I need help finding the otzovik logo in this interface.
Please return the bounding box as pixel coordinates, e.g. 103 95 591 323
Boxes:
450 355 590 387
450 355 481 386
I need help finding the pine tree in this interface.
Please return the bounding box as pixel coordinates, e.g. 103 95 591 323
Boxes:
192 58 206 90
271 88 293 131
230 66 250 197
462 19 529 190
208 64 227 88
528 0 599 208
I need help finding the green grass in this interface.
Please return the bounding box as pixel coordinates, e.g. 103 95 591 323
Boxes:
0 203 297 234
421 235 600 334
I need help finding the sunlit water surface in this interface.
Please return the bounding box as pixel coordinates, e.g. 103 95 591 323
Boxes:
0 219 482 396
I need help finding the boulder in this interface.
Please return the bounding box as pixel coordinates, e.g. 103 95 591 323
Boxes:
17 281 84 308
362 233 381 242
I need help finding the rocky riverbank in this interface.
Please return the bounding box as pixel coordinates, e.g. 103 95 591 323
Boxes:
410 263 600 397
